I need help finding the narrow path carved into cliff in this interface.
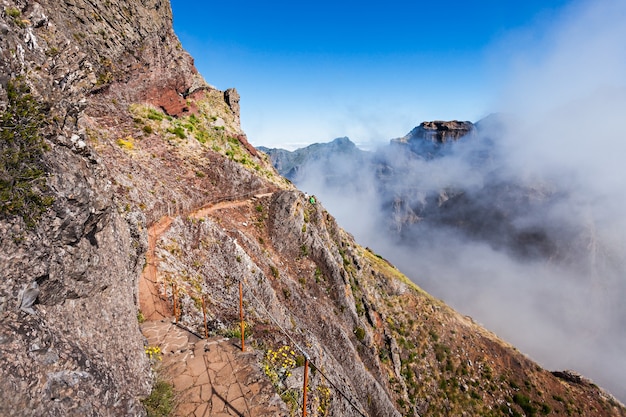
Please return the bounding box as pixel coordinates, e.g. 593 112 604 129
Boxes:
138 192 275 321
138 192 289 416
139 215 173 321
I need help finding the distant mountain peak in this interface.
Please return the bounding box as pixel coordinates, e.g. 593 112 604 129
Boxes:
258 136 365 181
394 120 475 145
331 136 352 145
385 120 476 159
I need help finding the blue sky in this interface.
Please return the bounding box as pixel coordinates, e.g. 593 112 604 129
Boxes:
170 0 574 149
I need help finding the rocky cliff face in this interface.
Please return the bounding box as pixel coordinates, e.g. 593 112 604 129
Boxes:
0 0 220 414
153 188 626 416
1 1 625 416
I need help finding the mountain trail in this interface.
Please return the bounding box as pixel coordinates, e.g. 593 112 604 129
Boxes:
138 193 287 416
141 319 288 416
139 192 275 321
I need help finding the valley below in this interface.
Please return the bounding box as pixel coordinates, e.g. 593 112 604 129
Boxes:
261 119 626 404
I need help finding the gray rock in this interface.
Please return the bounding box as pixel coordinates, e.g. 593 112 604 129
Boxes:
18 281 39 315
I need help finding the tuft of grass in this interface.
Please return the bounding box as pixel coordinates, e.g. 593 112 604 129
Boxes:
167 126 186 139
142 380 175 417
147 108 164 121
281 389 300 415
5 7 21 18
314 267 323 283
270 265 279 279
5 7 25 27
513 393 536 416
221 322 251 339
282 287 291 299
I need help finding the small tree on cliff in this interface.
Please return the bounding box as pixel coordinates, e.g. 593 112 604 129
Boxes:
0 78 53 227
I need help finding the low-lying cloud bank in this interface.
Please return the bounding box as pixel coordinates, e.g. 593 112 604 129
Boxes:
292 0 626 402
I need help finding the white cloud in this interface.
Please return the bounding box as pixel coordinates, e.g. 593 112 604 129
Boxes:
287 0 626 401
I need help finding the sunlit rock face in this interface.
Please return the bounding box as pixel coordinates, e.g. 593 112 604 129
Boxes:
0 0 200 414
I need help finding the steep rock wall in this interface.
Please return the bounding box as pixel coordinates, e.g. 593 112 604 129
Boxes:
0 0 205 414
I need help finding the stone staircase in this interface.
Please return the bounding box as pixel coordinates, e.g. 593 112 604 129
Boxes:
141 319 289 417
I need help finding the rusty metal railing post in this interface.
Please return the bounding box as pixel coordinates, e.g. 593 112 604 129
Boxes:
302 357 309 417
173 283 178 324
239 281 245 351
201 295 208 338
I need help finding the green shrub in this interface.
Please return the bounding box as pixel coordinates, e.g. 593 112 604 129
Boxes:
194 130 208 144
222 322 252 339
428 330 439 342
314 267 323 283
147 109 164 121
281 389 300 414
0 78 53 227
167 126 186 139
5 7 21 18
513 393 536 416
354 326 365 341
434 344 450 362
270 265 279 278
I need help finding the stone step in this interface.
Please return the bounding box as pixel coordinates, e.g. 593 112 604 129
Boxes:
141 320 289 416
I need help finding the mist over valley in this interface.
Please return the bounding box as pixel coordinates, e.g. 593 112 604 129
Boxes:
260 113 626 402
259 1 626 402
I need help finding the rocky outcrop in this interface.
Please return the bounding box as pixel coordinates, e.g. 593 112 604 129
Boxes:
224 87 241 125
394 120 475 144
390 120 475 159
